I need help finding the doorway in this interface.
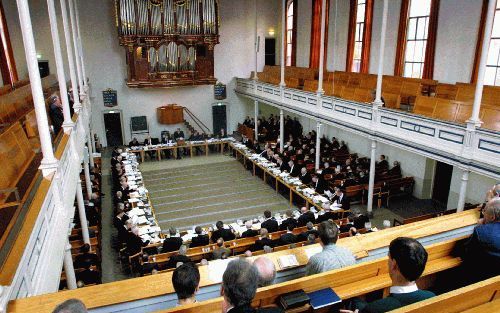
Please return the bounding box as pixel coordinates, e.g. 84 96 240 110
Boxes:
432 161 453 207
103 110 124 147
212 104 227 136
265 38 276 66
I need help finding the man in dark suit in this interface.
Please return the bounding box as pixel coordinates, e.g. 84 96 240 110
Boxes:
190 226 209 248
299 167 312 185
252 228 275 251
297 222 319 242
377 154 389 171
48 94 64 135
289 160 301 177
162 227 183 253
129 137 140 147
74 244 99 269
166 245 192 269
279 210 297 231
126 227 149 255
221 259 283 313
173 128 185 159
316 203 340 223
331 188 350 211
241 221 259 238
212 238 232 260
140 253 158 276
462 199 500 282
312 175 328 194
351 209 370 229
297 207 315 227
347 237 435 313
279 224 298 246
211 221 236 243
261 210 279 233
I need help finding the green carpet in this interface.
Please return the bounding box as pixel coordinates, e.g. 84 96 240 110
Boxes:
142 158 293 231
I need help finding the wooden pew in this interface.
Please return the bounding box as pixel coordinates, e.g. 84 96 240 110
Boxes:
391 275 500 313
435 83 458 99
303 80 318 92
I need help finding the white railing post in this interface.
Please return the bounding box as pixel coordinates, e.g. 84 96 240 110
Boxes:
47 0 74 133
279 109 284 153
68 0 84 96
253 0 259 80
374 0 388 107
316 0 327 95
83 149 93 199
367 139 377 217
315 122 322 170
280 0 286 87
254 100 259 142
63 242 77 289
72 0 87 89
60 0 81 111
456 169 470 212
468 0 496 127
16 0 59 178
76 180 90 244
87 133 95 168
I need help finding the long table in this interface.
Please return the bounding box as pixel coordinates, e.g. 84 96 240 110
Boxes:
129 139 232 162
228 142 346 213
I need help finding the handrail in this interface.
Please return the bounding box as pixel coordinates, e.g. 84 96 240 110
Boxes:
183 107 211 134
6 210 480 312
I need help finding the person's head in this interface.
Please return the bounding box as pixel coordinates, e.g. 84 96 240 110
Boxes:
195 226 202 235
169 227 177 236
264 210 272 219
221 259 258 308
383 220 392 229
172 263 200 302
306 222 314 231
307 233 316 244
324 162 329 168
253 257 276 287
117 202 125 211
80 244 91 254
393 161 400 167
286 223 295 232
300 207 308 214
388 237 428 284
260 228 269 238
178 245 188 256
216 221 224 230
245 220 253 230
52 299 87 313
263 245 273 253
49 94 62 107
285 209 293 218
336 188 344 196
301 167 307 175
318 221 339 246
216 238 224 248
380 154 386 161
483 198 500 223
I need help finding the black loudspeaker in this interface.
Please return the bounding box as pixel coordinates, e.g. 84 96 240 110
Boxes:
38 60 50 78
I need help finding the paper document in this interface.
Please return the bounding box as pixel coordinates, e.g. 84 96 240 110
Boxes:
208 259 232 283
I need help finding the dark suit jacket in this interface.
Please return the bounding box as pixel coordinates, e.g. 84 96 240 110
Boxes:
463 222 500 280
297 229 320 242
279 233 298 245
252 238 275 251
297 212 316 227
316 211 341 224
227 305 283 313
211 228 236 243
279 218 298 231
49 103 64 134
261 218 279 233
190 234 209 247
358 290 435 313
241 229 259 238
314 179 328 194
299 173 312 185
332 194 351 211
74 253 99 269
162 237 183 253
166 254 192 269
76 269 100 285
289 165 301 177
126 232 147 255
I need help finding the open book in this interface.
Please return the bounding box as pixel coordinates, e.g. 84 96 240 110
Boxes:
277 254 299 270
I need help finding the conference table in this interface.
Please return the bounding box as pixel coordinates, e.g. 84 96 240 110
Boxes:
228 142 347 214
129 138 232 162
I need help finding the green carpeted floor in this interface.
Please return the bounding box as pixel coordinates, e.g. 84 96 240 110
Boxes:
142 156 293 231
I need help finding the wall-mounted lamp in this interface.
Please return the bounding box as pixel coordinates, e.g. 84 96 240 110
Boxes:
268 28 275 37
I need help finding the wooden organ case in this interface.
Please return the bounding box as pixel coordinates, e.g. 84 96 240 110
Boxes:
115 0 220 88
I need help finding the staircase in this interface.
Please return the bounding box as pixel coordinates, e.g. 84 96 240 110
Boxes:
182 107 211 135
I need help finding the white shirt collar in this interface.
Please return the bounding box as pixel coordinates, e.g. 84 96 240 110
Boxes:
390 283 418 294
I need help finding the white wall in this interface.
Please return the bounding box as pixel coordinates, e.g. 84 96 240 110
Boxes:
447 168 496 210
296 0 312 67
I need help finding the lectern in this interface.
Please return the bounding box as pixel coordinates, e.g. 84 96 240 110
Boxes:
157 104 184 124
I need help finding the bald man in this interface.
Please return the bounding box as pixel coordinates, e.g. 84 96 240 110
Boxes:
253 256 276 287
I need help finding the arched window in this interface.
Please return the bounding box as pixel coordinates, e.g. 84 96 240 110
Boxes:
346 0 374 73
285 0 297 66
395 0 440 79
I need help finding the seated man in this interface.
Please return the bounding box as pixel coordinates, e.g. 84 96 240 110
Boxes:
462 198 500 282
345 237 435 313
140 253 158 276
261 210 279 233
306 221 356 275
162 227 183 253
316 203 340 223
253 256 276 287
166 245 192 269
279 209 297 231
74 244 99 269
299 167 312 185
53 299 87 313
331 187 350 211
190 226 210 248
297 206 315 227
211 221 236 243
172 263 200 306
221 259 282 313
213 238 232 260
241 220 259 238
297 222 319 242
252 228 274 251
279 224 298 246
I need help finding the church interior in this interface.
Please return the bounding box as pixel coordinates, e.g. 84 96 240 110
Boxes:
0 0 499 312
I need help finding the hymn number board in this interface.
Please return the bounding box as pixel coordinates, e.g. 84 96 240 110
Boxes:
103 89 118 107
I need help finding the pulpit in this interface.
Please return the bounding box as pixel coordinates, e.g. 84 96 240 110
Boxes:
157 104 184 124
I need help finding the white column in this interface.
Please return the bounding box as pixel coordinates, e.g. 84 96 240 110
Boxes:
468 0 497 126
87 133 95 168
47 0 74 133
72 0 87 88
83 157 93 199
279 109 284 153
315 122 321 170
60 0 81 111
68 0 84 94
374 0 388 106
254 100 259 142
367 139 377 216
63 242 77 289
253 0 259 80
16 0 59 178
280 0 286 87
76 180 90 244
316 0 327 95
456 169 470 212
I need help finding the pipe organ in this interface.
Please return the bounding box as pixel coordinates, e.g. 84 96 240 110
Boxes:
115 0 220 88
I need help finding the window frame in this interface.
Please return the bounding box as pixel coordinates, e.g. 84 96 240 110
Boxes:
285 0 297 67
346 0 374 73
